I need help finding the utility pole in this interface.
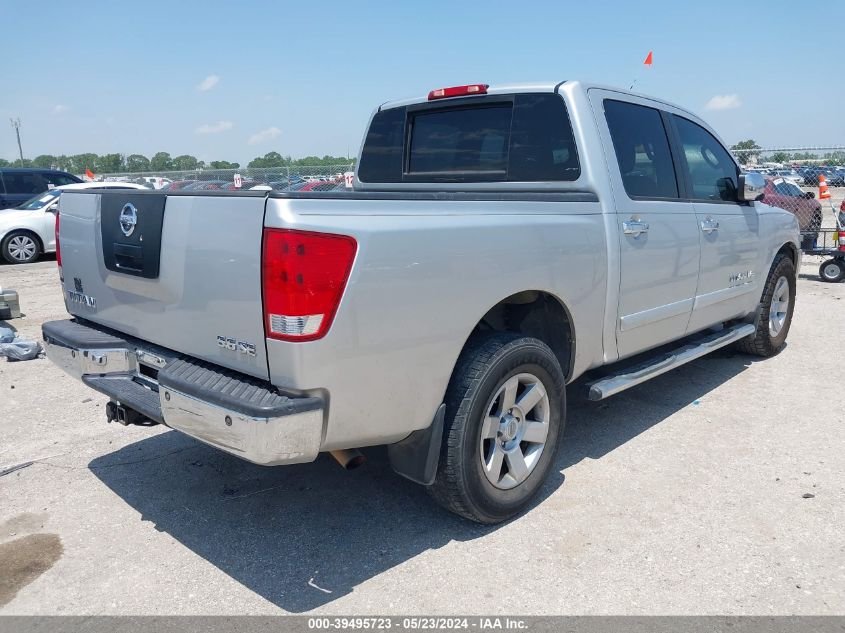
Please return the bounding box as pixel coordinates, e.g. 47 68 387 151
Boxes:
9 118 23 161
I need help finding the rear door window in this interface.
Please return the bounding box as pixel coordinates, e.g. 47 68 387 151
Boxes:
672 115 739 202
358 93 580 183
604 99 679 200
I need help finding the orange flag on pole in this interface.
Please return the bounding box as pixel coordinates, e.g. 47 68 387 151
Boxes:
630 51 654 90
85 168 95 180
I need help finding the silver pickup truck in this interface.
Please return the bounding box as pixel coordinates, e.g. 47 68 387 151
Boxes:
43 81 799 523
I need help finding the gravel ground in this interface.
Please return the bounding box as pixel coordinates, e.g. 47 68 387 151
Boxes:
0 248 843 615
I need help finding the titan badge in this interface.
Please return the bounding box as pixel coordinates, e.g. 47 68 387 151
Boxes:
66 277 97 309
729 270 755 285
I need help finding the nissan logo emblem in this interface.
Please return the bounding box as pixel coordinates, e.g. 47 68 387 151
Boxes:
119 203 138 237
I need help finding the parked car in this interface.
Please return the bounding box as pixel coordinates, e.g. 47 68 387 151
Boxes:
769 169 804 185
826 170 845 186
182 180 228 191
0 181 147 264
45 81 799 523
296 180 343 192
760 177 822 249
802 167 843 186
0 168 82 210
219 180 261 190
140 176 172 190
161 180 195 191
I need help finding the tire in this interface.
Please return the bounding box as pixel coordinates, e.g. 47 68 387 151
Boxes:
819 259 845 283
427 332 565 524
1 231 42 264
736 254 796 357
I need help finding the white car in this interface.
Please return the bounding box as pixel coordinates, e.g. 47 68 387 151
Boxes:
0 182 147 264
769 169 804 186
140 176 172 190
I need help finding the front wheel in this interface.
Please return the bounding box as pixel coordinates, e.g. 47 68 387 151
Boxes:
427 333 565 524
736 254 796 357
819 259 845 283
1 231 42 264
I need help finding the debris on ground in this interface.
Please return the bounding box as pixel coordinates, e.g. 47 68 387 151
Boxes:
308 577 332 594
0 462 33 478
0 339 42 362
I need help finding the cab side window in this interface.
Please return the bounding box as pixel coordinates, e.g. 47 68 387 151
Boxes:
672 116 739 202
604 99 679 200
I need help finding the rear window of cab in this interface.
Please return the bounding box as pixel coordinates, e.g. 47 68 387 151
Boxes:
358 93 580 184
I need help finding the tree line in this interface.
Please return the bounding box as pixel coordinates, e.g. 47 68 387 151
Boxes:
0 151 354 174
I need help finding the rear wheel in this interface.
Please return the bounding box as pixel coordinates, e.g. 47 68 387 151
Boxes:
428 333 565 524
819 259 845 283
1 231 41 264
736 254 796 357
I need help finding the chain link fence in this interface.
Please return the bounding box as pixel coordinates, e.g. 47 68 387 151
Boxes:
96 163 356 191
96 147 845 188
732 146 845 172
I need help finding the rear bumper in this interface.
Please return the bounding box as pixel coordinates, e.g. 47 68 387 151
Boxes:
42 319 324 466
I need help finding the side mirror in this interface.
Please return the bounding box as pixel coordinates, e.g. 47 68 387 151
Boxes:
804 191 816 199
738 172 766 202
46 202 59 213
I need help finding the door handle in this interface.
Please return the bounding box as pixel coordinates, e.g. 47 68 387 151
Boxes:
623 219 650 237
700 217 720 233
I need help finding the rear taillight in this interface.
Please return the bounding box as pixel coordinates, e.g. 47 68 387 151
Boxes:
262 228 357 342
428 83 489 100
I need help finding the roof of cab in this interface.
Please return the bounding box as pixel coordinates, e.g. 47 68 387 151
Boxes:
379 81 565 110
377 80 699 123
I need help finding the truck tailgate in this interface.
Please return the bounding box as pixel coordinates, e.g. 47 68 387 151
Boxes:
58 191 271 380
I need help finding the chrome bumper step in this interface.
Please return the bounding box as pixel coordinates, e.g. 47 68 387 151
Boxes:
84 375 165 423
42 318 325 466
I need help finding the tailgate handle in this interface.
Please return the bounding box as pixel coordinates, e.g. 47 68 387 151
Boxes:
113 243 144 273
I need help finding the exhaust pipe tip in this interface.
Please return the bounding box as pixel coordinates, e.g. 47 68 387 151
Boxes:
330 449 365 470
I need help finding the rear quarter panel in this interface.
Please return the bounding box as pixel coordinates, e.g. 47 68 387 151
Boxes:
264 197 607 449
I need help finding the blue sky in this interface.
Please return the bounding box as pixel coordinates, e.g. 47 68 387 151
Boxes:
2 0 842 164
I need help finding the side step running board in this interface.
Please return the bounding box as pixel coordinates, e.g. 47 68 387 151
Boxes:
587 323 756 401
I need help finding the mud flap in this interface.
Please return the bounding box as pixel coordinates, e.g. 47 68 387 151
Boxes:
388 403 445 486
